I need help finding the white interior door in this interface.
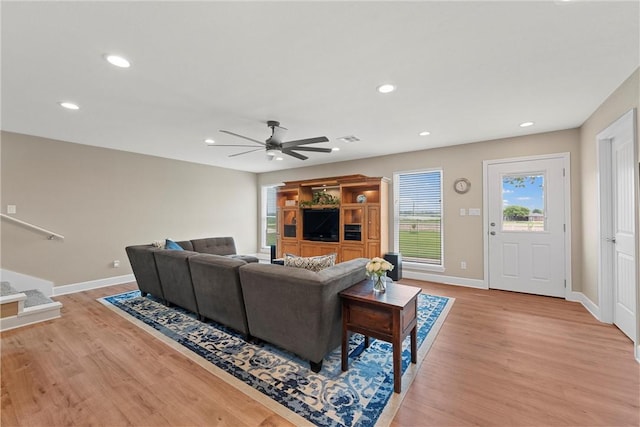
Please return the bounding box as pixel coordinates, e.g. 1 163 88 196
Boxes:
487 157 567 297
611 120 636 341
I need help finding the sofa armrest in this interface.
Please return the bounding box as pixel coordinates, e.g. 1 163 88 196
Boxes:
125 245 164 299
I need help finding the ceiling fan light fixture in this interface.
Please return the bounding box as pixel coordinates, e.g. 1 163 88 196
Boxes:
275 157 283 161
266 148 280 157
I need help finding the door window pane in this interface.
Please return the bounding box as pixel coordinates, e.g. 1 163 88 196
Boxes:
502 174 545 232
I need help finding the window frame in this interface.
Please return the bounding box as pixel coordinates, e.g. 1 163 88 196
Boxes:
393 168 445 272
261 184 278 250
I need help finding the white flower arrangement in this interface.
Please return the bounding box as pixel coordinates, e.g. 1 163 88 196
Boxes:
365 257 394 279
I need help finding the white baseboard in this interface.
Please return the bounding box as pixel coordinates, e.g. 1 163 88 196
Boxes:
567 291 602 322
53 274 135 296
402 270 486 289
0 269 54 296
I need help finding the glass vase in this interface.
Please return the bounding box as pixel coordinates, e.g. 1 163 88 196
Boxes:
372 272 387 293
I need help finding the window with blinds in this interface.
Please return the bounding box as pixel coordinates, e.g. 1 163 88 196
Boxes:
394 169 442 265
262 185 278 248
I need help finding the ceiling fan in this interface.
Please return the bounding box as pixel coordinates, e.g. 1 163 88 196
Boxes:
215 120 331 160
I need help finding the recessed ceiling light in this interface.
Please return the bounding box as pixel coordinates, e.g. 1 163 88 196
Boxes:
332 147 340 151
104 54 131 68
519 121 534 128
377 84 396 94
275 157 283 161
204 138 215 144
59 101 79 110
419 131 431 136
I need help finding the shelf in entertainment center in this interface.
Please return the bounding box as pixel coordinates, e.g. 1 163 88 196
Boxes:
300 205 340 209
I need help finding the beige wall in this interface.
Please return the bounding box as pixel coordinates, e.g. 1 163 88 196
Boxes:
0 132 258 286
579 68 639 304
259 128 582 288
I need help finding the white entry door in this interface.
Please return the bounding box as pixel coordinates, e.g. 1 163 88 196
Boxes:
599 110 638 341
487 156 567 297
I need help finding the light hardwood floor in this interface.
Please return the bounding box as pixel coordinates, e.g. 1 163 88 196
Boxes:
2 280 638 426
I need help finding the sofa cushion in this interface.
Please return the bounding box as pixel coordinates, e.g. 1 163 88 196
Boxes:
229 254 260 263
191 237 237 256
165 239 184 250
284 253 336 272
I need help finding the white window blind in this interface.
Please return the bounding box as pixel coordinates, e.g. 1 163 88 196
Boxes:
394 169 442 265
262 185 278 248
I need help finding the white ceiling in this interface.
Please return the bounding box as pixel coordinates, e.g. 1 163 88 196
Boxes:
2 1 638 173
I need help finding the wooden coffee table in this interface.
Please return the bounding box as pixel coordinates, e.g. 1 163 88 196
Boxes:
340 279 421 393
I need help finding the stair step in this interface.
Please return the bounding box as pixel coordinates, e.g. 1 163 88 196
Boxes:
1 282 20 297
23 289 55 308
1 281 63 331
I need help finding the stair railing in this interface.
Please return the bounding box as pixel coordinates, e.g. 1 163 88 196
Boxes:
0 214 64 240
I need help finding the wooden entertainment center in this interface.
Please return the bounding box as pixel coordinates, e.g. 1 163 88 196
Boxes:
276 174 389 262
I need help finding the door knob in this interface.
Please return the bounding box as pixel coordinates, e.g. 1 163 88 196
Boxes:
490 231 496 236
605 237 616 243
490 222 495 227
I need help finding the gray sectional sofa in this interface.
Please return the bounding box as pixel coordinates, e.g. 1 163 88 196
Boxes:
125 237 368 372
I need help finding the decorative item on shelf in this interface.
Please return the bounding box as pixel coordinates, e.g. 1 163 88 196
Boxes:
365 257 394 293
301 192 340 208
285 200 297 207
356 194 367 203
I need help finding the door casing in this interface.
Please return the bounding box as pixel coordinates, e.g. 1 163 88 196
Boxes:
596 108 638 342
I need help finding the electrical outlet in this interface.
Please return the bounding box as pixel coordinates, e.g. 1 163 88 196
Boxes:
112 260 120 268
7 205 16 214
460 261 467 269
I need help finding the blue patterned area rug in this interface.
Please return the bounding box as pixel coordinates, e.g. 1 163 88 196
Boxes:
99 290 453 427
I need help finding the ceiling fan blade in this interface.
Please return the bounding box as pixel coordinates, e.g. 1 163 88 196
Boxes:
290 146 332 153
282 136 329 149
282 149 308 161
208 144 260 147
219 130 265 146
228 148 264 158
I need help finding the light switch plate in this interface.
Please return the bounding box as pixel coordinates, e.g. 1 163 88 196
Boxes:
469 208 481 216
459 208 466 216
7 205 16 214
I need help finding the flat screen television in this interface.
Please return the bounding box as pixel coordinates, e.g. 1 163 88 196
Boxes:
303 208 339 242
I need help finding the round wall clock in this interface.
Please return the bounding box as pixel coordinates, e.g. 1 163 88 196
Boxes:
454 178 471 194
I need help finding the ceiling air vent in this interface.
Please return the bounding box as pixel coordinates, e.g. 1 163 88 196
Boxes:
338 135 360 143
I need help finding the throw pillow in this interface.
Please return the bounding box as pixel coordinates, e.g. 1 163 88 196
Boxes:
165 239 184 251
284 253 336 272
151 240 165 249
